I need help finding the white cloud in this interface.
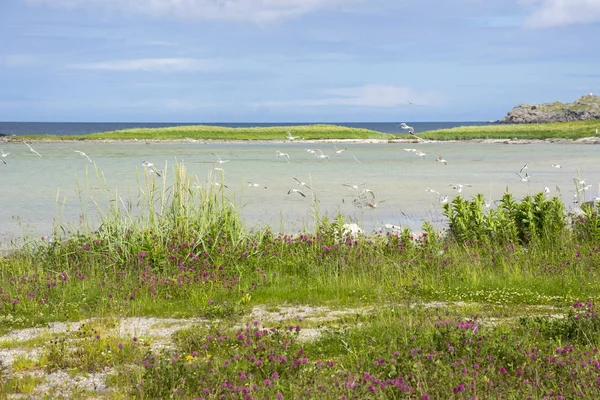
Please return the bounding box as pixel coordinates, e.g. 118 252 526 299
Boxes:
255 84 441 108
67 58 220 72
522 0 600 28
26 0 361 23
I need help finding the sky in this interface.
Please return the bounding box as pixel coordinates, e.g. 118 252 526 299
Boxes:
1 0 599 123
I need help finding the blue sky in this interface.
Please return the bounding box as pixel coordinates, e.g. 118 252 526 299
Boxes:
1 0 599 122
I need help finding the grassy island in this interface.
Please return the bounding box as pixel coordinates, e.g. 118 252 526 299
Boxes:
420 120 600 141
11 124 389 141
3 164 600 398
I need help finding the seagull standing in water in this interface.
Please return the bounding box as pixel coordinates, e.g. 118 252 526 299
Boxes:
24 142 42 157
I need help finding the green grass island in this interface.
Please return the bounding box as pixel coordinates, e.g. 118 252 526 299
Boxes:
6 119 600 142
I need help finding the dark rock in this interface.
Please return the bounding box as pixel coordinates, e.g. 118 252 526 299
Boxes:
499 94 600 124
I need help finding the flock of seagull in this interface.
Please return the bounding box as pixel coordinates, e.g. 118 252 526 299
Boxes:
4 127 596 233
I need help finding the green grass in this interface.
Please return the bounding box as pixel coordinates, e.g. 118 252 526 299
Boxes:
419 119 600 140
10 124 390 141
4 161 600 397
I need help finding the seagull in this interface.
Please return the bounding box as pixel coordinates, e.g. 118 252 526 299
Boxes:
398 122 415 134
426 187 441 195
359 188 375 198
365 200 386 209
212 153 230 164
247 182 267 189
305 148 316 155
403 148 418 152
275 150 290 162
439 194 449 204
519 163 529 174
435 155 447 165
24 141 42 157
314 149 329 162
293 177 312 191
334 146 347 154
72 149 93 163
287 188 306 197
414 150 427 159
286 130 298 141
449 183 472 193
578 184 593 192
543 187 551 194
551 164 562 169
0 149 10 157
343 182 366 190
515 172 530 182
142 161 162 177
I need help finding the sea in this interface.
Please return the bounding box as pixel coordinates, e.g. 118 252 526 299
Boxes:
0 121 595 252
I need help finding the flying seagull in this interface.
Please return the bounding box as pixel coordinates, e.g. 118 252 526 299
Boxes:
24 141 42 157
398 122 415 134
435 155 447 165
286 130 299 141
287 188 306 197
72 149 93 163
293 177 312 191
142 161 162 177
276 150 290 162
212 153 230 164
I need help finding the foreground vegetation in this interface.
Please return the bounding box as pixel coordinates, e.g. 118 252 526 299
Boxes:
3 164 600 398
421 120 600 141
11 124 389 141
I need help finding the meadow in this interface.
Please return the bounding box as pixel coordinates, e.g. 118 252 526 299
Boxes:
2 162 600 398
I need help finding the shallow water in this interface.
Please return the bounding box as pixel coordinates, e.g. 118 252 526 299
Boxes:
1 140 598 248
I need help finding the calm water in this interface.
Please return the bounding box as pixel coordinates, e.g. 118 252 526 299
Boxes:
0 121 488 136
1 139 598 250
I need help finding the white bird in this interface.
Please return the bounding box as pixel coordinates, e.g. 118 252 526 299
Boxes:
343 182 366 190
515 172 530 182
24 141 42 157
142 161 162 177
247 182 267 189
439 194 449 204
314 149 329 162
359 188 375 198
551 164 562 168
286 130 298 141
519 163 529 174
212 153 230 164
578 184 593 192
293 177 312 191
543 187 551 194
287 188 306 197
0 149 10 157
72 149 93 163
449 183 472 193
426 187 441 195
398 122 415 134
334 146 347 154
365 200 386 209
305 148 316 155
275 150 290 162
435 155 447 165
403 148 418 152
414 150 427 159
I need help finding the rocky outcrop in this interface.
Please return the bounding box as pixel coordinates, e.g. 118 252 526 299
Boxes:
498 94 600 124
